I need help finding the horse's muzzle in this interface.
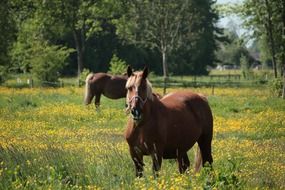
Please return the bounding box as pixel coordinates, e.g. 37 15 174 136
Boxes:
131 108 142 121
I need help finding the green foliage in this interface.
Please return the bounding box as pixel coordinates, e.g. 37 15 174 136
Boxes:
0 65 8 84
79 68 92 86
239 0 285 77
108 54 128 75
216 29 250 67
0 0 16 69
10 17 42 73
0 87 284 189
9 15 74 83
115 0 220 75
198 160 243 189
268 78 283 97
4 0 228 77
30 41 74 83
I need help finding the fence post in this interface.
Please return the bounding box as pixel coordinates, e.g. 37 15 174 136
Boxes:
211 84 215 95
282 66 285 99
27 78 33 88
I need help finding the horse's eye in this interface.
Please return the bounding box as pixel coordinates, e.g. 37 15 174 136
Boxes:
125 104 128 108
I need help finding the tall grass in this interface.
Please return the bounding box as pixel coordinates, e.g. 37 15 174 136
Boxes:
0 86 284 189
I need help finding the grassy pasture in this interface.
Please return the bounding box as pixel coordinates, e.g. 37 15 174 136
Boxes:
0 86 284 189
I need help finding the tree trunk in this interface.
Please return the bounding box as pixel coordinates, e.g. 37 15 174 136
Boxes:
282 67 285 99
77 48 84 77
73 29 85 78
265 0 278 78
281 0 285 98
162 49 168 95
281 0 285 78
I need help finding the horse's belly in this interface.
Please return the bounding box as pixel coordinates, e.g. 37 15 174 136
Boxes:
162 149 177 159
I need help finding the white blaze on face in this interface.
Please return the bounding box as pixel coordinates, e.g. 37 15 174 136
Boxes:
125 71 154 120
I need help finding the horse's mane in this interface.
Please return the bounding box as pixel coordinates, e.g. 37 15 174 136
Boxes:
126 72 154 101
145 80 154 101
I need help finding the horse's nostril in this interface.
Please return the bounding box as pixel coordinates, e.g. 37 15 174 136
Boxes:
131 108 141 117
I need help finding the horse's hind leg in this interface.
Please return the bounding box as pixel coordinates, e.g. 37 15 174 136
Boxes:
197 134 213 166
94 94 101 108
177 152 190 173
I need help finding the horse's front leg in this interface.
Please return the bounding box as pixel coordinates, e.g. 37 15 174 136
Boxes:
151 151 162 178
130 148 144 177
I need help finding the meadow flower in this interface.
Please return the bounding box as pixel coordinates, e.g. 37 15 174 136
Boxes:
0 87 284 189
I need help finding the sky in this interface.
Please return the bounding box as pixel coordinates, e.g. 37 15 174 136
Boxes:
216 0 246 37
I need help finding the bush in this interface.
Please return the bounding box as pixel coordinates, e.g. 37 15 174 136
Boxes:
9 18 74 85
30 41 74 84
79 68 91 86
268 78 283 97
108 54 128 75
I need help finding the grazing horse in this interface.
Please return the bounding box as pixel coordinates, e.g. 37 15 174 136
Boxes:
84 73 128 107
124 66 213 177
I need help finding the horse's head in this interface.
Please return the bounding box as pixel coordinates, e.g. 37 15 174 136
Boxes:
125 66 153 123
84 73 95 105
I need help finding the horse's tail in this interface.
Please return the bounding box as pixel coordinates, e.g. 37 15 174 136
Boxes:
194 144 202 173
84 73 94 105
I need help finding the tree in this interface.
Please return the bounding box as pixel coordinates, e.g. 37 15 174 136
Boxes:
171 0 223 75
37 0 89 77
10 17 37 73
115 0 220 93
239 0 285 78
216 29 249 67
281 0 285 98
36 0 116 77
0 0 17 80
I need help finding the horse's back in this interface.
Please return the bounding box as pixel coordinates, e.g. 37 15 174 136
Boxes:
161 91 208 109
161 91 213 133
90 73 111 83
103 75 127 98
88 73 126 98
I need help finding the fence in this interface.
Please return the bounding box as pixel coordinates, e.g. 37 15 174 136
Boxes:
150 74 267 88
6 74 268 89
5 78 83 88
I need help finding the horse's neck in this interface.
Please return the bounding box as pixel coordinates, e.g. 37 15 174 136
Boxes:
126 97 165 142
143 96 165 122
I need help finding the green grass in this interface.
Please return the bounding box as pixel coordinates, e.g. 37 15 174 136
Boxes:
0 86 284 189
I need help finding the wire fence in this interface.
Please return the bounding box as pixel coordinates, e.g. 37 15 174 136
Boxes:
5 75 269 89
4 78 82 88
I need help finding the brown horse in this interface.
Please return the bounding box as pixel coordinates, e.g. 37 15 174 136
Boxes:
84 73 128 107
125 66 213 177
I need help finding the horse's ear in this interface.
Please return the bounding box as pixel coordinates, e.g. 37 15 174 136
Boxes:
142 66 149 79
127 66 133 77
